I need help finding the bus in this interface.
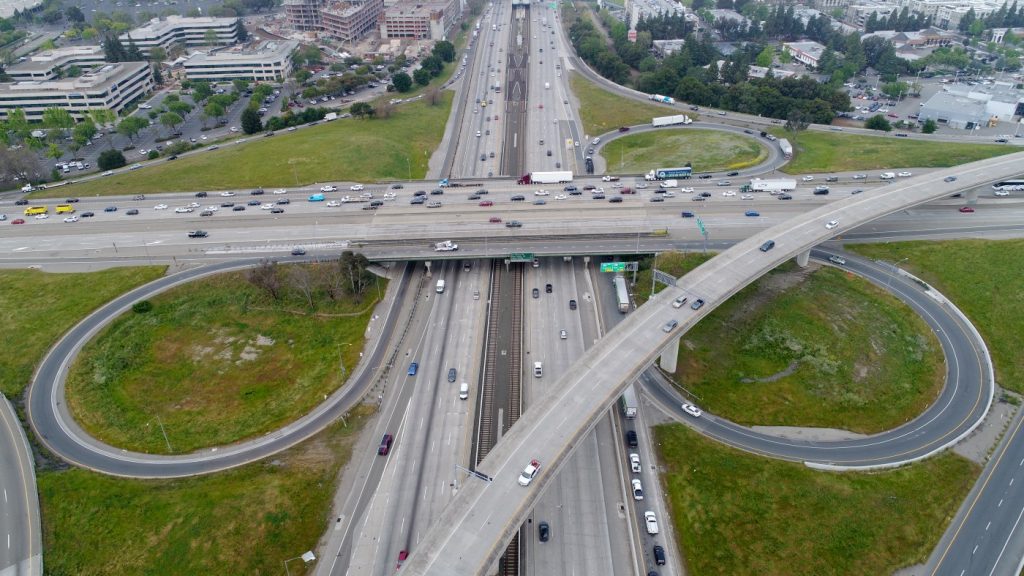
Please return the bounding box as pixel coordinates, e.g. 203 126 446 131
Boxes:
619 384 638 418
992 180 1024 191
23 206 47 216
613 275 630 313
56 204 75 214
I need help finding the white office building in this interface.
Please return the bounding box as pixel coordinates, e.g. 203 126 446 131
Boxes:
182 41 298 82
0 62 153 121
120 16 243 56
919 82 1024 128
5 45 107 82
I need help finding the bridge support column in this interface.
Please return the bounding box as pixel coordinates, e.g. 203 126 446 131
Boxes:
659 337 680 374
424 261 432 277
966 188 978 203
795 250 810 268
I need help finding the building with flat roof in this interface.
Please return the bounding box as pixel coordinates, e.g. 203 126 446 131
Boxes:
380 0 459 40
919 82 1024 128
0 0 42 18
121 16 243 56
0 62 153 121
321 0 385 43
182 40 298 82
285 0 324 31
6 45 107 82
783 41 827 68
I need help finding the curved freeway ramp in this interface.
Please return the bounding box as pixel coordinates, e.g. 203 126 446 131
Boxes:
641 248 992 469
401 152 1024 575
27 260 414 478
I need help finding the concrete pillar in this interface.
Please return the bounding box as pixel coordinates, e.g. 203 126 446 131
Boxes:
966 188 978 203
424 261 432 277
795 250 810 268
659 337 680 373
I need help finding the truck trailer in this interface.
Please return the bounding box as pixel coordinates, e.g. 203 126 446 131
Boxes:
778 138 793 159
619 384 639 418
644 167 693 181
743 179 797 193
649 94 675 104
651 115 691 127
518 171 573 185
434 240 458 252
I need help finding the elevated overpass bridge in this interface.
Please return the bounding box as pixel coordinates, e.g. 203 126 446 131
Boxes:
401 151 1024 575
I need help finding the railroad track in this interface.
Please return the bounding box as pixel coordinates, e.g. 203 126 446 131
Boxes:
477 261 502 462
508 263 523 423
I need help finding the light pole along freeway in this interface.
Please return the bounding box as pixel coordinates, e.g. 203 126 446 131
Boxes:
398 152 1024 575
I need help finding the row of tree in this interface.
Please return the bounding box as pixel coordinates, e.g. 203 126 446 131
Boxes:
959 2 1024 34
246 252 377 309
864 8 934 33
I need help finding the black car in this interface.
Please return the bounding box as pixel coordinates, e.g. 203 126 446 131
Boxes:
727 171 740 176
232 205 246 211
430 189 444 195
104 206 117 212
448 368 457 382
760 240 776 252
414 190 427 196
700 192 711 198
200 210 214 216
15 199 29 206
125 209 139 215
291 247 306 255
511 195 525 202
626 430 638 448
468 194 481 200
221 202 235 207
650 197 665 202
80 211 94 217
777 194 792 200
391 184 404 189
251 188 265 195
698 174 713 179
271 208 285 213
195 191 208 198
277 198 291 205
188 230 208 238
592 194 606 200
564 186 577 192
247 199 261 206
532 288 540 298
569 299 577 310
166 155 178 161
410 197 425 204
477 189 489 195
681 211 695 218
538 522 550 542
653 545 666 565
609 196 623 203
65 198 79 203
569 190 582 196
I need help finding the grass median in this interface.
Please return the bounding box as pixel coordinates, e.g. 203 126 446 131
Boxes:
778 130 1015 174
850 239 1024 394
0 266 166 398
655 424 978 576
66 264 384 454
39 404 372 576
59 94 452 197
600 129 768 175
572 73 684 136
668 261 943 433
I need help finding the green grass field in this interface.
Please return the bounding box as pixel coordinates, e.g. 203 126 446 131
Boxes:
571 73 685 136
600 129 768 174
0 267 166 397
850 239 1024 395
56 94 453 197
656 424 978 576
39 404 372 576
632 251 713 307
66 268 384 453
669 262 943 433
779 130 1015 173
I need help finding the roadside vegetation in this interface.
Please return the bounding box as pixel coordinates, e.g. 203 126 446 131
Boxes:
571 73 682 135
656 424 978 576
631 251 713 307
66 254 384 453
669 262 943 433
0 267 166 397
601 129 767 174
57 94 451 196
778 130 1015 173
850 239 1024 395
39 405 372 576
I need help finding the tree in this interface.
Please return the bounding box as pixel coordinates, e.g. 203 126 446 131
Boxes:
247 259 282 299
237 19 249 42
232 78 249 93
880 80 909 99
42 107 75 139
202 102 224 128
350 102 375 118
168 100 192 117
424 87 442 106
864 114 892 131
0 146 45 184
204 28 219 45
192 81 214 104
159 111 184 135
125 37 144 61
149 47 167 62
240 108 262 133
755 45 774 67
97 148 127 170
421 55 444 76
71 120 98 158
785 108 811 132
921 118 937 133
117 116 148 144
431 40 456 63
392 71 412 92
103 34 127 62
413 68 431 86
151 64 163 85
65 5 85 22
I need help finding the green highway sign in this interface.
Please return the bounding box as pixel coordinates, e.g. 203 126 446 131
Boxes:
696 217 707 236
600 262 627 272
509 253 535 262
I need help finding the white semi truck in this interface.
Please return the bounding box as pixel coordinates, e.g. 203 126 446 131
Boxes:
434 240 458 252
651 115 692 127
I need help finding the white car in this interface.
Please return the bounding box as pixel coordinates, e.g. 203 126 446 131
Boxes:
741 194 754 200
680 187 694 193
359 192 373 199
154 204 168 210
229 126 239 132
663 191 676 198
801 175 814 181
138 104 152 109
897 171 912 177
383 192 397 200
63 215 78 223
200 135 208 140
994 190 1010 196
139 149 149 156
187 202 200 208
205 206 219 212
102 170 114 176
350 184 364 191
174 207 194 213
825 219 840 230
320 185 338 192
36 213 49 219
644 511 660 535
636 183 648 189
681 403 703 418
220 191 235 197
722 190 736 197
631 478 644 500
554 193 567 200
672 295 688 308
326 200 341 207
629 453 641 473
273 188 288 194
612 183 623 188
518 459 541 486
852 174 868 179
260 203 275 210
534 190 550 196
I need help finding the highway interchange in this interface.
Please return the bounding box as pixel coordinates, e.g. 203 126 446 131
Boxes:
4 2 1024 576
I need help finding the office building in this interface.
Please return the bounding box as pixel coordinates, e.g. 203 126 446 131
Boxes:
321 0 385 43
0 62 153 121
5 45 106 82
182 40 298 82
919 82 1024 128
121 16 243 56
380 0 460 40
783 41 827 68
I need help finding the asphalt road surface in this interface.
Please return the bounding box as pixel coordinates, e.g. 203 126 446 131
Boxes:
0 395 42 576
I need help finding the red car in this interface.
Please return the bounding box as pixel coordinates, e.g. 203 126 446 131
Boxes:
489 216 502 223
11 218 25 224
396 550 409 569
959 206 975 213
479 200 494 207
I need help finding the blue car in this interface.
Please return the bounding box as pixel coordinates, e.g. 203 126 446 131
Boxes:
745 210 760 217
408 362 418 375
308 193 325 202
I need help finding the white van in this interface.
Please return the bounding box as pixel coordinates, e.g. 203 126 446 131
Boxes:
459 382 469 400
533 362 543 377
436 279 446 293
879 172 896 180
